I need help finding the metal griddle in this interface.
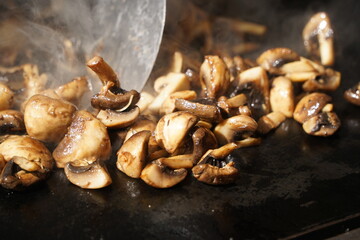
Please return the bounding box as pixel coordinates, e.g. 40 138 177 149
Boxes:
1 0 360 239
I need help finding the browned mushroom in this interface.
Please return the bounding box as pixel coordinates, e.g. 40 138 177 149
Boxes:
124 117 157 142
96 106 140 129
256 48 300 74
344 82 360 106
302 111 340 136
302 68 341 92
87 56 120 88
64 160 112 189
160 90 197 115
0 110 25 133
53 110 111 168
270 76 294 117
0 82 14 111
303 12 334 66
116 130 151 178
191 126 218 163
257 111 286 134
140 159 187 188
0 154 5 172
54 76 90 106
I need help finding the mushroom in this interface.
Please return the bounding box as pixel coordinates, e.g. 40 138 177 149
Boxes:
257 111 286 134
116 130 151 178
24 94 77 143
217 94 247 117
154 111 198 154
302 111 340 136
191 126 218 163
279 57 321 82
87 56 140 111
303 12 334 66
96 106 140 129
64 160 112 189
293 92 332 124
199 55 230 98
53 110 112 168
174 98 222 123
0 135 53 190
124 117 157 142
54 76 90 106
157 154 194 169
160 90 197 115
214 115 258 145
256 48 300 74
0 82 14 111
344 82 360 106
270 76 294 117
0 110 25 133
136 91 155 113
140 159 187 188
0 154 5 172
302 68 341 92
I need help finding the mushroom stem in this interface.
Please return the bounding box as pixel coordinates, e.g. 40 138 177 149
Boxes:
87 56 120 87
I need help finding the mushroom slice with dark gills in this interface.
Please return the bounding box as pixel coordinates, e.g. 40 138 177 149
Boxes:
293 92 332 124
0 110 25 133
214 115 258 145
53 110 111 168
303 12 334 66
199 55 230 98
175 98 222 123
302 68 341 92
302 111 340 136
140 159 187 188
155 112 198 154
117 130 151 178
24 94 77 144
87 56 140 111
0 135 53 190
231 66 270 119
344 82 360 106
0 82 14 111
64 160 112 189
97 106 140 129
256 48 300 74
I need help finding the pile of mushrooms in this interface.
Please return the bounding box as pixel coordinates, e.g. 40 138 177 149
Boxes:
0 11 349 191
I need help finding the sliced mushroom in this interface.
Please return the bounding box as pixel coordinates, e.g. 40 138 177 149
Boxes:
302 111 340 136
303 12 334 66
97 106 140 129
214 115 258 145
137 91 155 113
270 76 294 117
53 110 112 168
256 48 300 74
24 94 77 143
117 130 151 178
54 76 90 106
140 159 187 188
0 82 14 111
64 160 112 189
158 154 194 169
124 117 157 142
293 92 331 123
199 55 230 98
192 127 218 164
217 94 247 117
160 90 197 115
257 111 286 134
0 110 25 133
344 82 360 106
155 111 198 154
175 98 222 123
302 68 341 92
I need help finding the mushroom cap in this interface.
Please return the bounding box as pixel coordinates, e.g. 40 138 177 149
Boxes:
302 68 341 92
97 106 140 129
116 130 151 178
91 87 140 111
256 48 300 74
0 110 25 133
302 111 340 136
53 110 112 168
24 94 77 143
64 160 112 189
293 92 331 123
344 82 360 106
0 82 14 111
140 160 187 188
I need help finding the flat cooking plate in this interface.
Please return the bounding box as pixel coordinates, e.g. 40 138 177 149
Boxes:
1 0 360 239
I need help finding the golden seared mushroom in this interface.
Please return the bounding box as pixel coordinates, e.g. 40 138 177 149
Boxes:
140 159 187 188
199 55 230 98
302 111 340 136
256 48 300 74
54 76 90 106
64 160 112 189
155 111 198 154
270 76 294 117
232 66 270 118
344 82 360 106
293 92 332 124
302 68 341 92
157 154 194 169
303 12 334 66
0 110 25 133
217 94 247 117
0 82 14 111
53 110 111 168
148 72 190 113
257 111 286 134
117 130 151 178
223 56 256 81
97 106 140 129
175 98 222 123
160 90 197 115
214 115 258 145
192 127 218 163
279 58 319 82
24 94 77 143
124 117 156 142
137 91 155 113
87 56 140 111
0 135 53 190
